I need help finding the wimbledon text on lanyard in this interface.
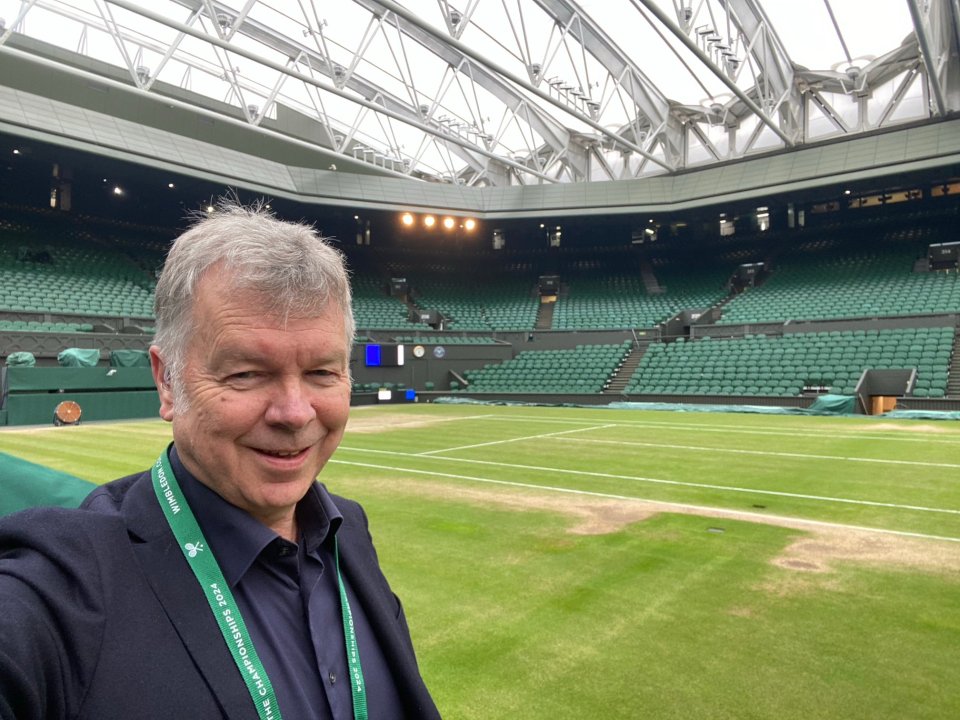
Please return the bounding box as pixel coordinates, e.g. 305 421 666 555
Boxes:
150 449 369 720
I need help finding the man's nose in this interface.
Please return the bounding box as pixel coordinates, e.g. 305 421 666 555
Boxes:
264 379 315 428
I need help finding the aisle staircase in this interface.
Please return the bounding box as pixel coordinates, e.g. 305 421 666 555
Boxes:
603 342 647 395
639 258 664 295
947 329 960 398
535 298 555 330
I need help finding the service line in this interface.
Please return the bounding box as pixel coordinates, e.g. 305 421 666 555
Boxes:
330 458 960 544
337 445 960 516
416 424 616 456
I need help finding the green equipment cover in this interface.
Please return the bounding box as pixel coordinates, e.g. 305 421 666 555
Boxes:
109 349 151 367
4 351 36 367
57 348 101 367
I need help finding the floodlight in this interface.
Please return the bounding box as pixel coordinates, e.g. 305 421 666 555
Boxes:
424 215 436 228
442 217 455 230
401 212 414 226
464 218 477 231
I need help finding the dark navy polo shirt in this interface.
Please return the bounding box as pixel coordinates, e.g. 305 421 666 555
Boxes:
170 446 403 719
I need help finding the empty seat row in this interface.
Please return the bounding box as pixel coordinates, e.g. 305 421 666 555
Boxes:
627 327 955 397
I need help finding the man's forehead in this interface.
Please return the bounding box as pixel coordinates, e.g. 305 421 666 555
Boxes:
194 318 349 370
194 272 338 323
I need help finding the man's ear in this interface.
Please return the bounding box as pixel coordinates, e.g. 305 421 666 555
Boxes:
149 346 175 421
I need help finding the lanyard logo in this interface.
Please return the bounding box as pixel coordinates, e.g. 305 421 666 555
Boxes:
184 541 204 557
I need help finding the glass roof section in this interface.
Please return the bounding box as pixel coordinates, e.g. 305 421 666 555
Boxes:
0 0 950 186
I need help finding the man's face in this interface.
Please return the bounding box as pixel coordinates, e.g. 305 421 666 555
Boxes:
150 271 351 527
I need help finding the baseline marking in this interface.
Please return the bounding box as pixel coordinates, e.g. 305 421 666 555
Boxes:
330 459 960 544
417 424 616 456
337 445 960 516
557 436 960 470
476 414 960 445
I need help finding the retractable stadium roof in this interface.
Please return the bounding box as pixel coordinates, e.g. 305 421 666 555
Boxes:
0 0 957 187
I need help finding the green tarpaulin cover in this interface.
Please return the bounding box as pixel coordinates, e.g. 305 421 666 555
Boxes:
109 349 151 367
435 394 860 416
5 351 36 367
57 348 101 367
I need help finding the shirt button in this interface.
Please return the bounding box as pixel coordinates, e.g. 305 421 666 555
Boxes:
329 672 337 685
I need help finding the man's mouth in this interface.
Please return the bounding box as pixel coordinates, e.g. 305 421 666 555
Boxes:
258 447 308 458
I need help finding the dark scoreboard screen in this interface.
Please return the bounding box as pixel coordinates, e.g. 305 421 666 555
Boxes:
364 343 404 367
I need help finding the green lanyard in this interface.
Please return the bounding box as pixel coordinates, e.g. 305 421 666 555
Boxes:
150 449 368 720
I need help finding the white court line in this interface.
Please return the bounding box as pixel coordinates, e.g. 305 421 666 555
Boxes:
481 414 960 444
349 412 498 428
337 445 960 516
417 424 616 456
330 458 960 544
556 436 960 470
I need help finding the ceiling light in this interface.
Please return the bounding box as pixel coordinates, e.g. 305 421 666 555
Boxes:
464 218 476 231
442 217 456 230
401 212 414 226
424 215 436 228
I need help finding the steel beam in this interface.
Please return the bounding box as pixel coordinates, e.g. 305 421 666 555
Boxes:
107 0 557 182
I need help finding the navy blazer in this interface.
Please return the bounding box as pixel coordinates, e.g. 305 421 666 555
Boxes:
0 470 441 720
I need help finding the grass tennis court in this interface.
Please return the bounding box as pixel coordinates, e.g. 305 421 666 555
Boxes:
3 404 960 719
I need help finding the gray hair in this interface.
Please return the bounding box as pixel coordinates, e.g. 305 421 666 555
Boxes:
153 199 354 384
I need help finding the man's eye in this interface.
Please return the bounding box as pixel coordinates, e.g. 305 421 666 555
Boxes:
309 369 337 380
228 371 258 381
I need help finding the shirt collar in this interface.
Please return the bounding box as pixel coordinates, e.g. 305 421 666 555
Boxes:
169 444 343 587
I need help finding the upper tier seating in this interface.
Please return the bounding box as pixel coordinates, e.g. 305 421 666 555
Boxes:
411 278 539 331
351 275 431 331
552 267 729 330
720 246 960 323
0 235 156 318
393 335 499 345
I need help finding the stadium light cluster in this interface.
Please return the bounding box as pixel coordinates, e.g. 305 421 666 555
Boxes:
399 212 477 232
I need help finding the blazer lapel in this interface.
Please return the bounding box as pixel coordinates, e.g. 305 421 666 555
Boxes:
122 473 260 720
337 514 437 717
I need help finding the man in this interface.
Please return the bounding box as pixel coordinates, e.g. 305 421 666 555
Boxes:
0 201 441 719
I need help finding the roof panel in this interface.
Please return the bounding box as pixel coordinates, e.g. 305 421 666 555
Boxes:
0 0 943 186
